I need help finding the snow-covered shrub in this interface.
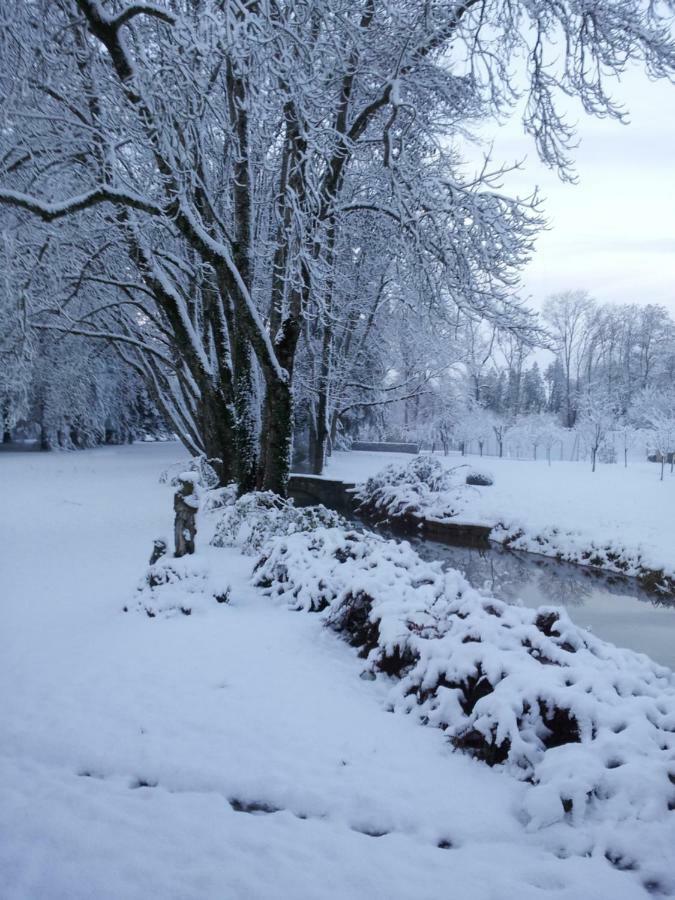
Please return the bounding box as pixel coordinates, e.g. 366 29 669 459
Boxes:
202 483 238 514
212 491 346 556
253 526 675 830
465 469 494 486
355 456 467 523
130 556 230 617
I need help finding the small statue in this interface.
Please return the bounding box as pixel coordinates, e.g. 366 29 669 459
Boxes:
174 475 199 557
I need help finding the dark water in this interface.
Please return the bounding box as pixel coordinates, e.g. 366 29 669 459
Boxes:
403 537 675 670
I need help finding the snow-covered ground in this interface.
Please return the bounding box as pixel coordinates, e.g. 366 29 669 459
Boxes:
325 451 675 578
1 443 672 899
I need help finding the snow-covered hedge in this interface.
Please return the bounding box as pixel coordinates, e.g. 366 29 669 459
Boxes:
211 491 346 555
253 526 675 832
130 556 230 617
354 456 469 523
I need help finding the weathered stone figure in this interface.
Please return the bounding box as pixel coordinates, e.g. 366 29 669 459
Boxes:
174 476 198 557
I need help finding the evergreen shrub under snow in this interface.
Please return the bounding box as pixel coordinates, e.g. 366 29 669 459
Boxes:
131 556 231 617
465 468 494 486
253 526 675 835
354 456 469 523
211 491 346 555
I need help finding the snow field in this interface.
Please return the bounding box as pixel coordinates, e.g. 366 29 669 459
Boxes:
0 443 671 899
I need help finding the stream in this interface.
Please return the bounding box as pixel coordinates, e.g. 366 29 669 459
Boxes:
380 530 675 670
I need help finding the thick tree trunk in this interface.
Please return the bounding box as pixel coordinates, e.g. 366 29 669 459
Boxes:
260 379 293 496
2 427 11 444
40 425 51 451
199 385 238 487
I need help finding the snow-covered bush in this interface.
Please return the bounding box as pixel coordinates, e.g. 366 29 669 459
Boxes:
130 556 230 618
253 526 675 831
212 492 346 555
160 455 221 490
355 457 467 523
201 483 238 514
465 468 494 486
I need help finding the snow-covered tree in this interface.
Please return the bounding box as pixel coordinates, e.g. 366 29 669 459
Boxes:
2 0 675 491
632 388 675 480
575 389 619 473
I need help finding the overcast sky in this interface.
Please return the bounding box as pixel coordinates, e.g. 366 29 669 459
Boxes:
466 68 675 314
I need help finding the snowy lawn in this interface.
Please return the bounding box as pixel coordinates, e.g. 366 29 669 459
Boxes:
324 451 675 579
1 443 672 899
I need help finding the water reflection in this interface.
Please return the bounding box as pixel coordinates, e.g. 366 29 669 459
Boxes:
406 538 675 670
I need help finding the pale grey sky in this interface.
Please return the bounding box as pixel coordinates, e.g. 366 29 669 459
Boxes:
467 68 675 313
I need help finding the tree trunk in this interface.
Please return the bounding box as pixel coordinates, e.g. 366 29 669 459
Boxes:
1 401 10 443
311 323 332 475
231 337 258 493
260 379 294 496
329 413 339 456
